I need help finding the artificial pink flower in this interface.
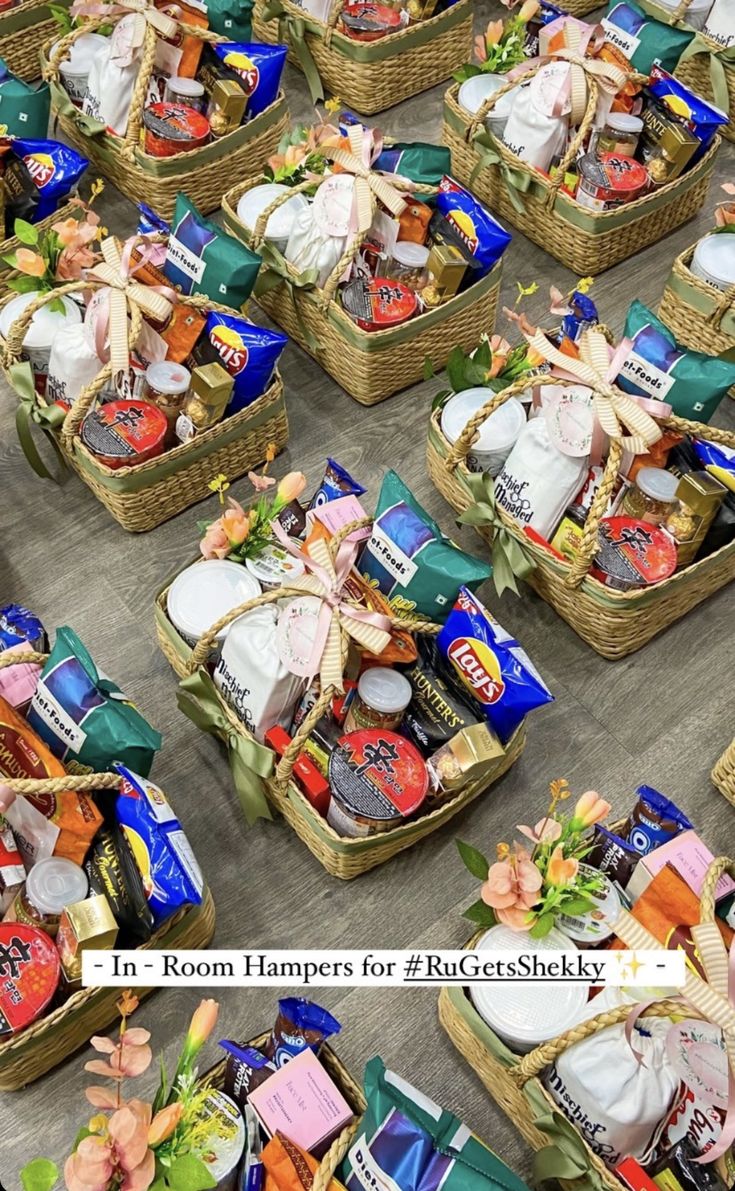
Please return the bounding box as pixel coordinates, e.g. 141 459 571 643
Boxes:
481 846 542 931
53 217 86 246
277 471 307 503
517 818 562 845
148 1102 183 1147
85 1086 120 1110
16 248 46 278
546 844 579 887
186 999 219 1050
84 1031 152 1081
220 499 251 547
572 790 611 829
248 469 276 492
487 334 512 378
474 32 488 61
485 18 504 44
200 521 230 560
518 0 540 19
56 244 97 281
549 284 568 316
65 1103 156 1191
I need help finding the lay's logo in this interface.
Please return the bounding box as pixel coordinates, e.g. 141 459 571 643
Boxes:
447 207 477 254
210 325 249 375
222 51 259 96
447 637 504 704
23 152 55 189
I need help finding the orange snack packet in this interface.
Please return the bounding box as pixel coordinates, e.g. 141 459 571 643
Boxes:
130 251 207 362
398 199 432 245
626 431 683 481
597 44 642 114
609 864 733 978
263 1132 348 1190
155 0 209 79
0 697 102 865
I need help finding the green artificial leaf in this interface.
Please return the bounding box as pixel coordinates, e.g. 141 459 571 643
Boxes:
456 839 490 880
446 344 472 394
423 355 436 381
2 252 18 268
464 358 492 386
463 898 497 926
558 897 596 917
473 338 492 370
529 913 555 939
8 275 44 294
166 1154 217 1191
453 64 481 82
13 218 40 246
48 297 65 315
72 1127 93 1151
21 1159 59 1191
430 387 451 413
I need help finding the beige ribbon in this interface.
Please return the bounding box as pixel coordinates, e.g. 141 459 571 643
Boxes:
527 326 663 454
115 0 179 41
324 123 407 234
88 237 173 376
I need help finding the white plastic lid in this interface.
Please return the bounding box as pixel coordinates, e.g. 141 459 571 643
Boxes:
458 73 504 115
0 292 82 349
392 241 430 268
55 32 108 70
605 112 643 133
636 466 679 503
470 924 588 1050
26 857 88 916
146 360 191 395
357 667 412 715
693 233 735 286
441 390 526 456
167 560 262 644
167 76 205 97
236 184 309 243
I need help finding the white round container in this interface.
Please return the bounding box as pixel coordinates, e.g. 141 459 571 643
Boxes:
470 924 588 1052
691 232 735 291
192 1090 245 1191
237 183 309 254
458 73 519 138
167 559 262 652
0 292 82 377
54 33 108 106
164 76 206 110
441 390 526 476
655 0 712 28
26 857 88 916
145 361 191 398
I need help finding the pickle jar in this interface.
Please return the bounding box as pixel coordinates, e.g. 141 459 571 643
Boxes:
622 467 679 525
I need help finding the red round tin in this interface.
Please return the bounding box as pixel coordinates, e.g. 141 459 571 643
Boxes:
0 922 60 1036
341 277 418 332
142 102 210 158
577 153 649 211
591 516 677 591
340 2 403 38
80 399 168 469
327 728 428 837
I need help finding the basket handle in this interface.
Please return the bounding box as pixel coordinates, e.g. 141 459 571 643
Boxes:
699 857 735 923
251 179 317 249
312 1116 360 1191
0 772 125 798
705 281 735 331
0 651 48 668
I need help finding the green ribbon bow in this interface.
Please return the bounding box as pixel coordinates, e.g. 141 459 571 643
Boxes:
261 0 324 103
532 1110 596 1184
177 669 274 825
49 79 107 137
9 360 68 483
457 471 535 597
255 241 322 352
678 36 733 115
470 130 532 215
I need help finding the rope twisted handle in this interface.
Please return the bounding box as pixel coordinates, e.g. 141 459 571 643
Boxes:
443 373 548 470
510 999 691 1085
0 772 125 796
700 856 735 922
0 650 48 668
312 1114 359 1191
705 281 735 330
251 179 316 248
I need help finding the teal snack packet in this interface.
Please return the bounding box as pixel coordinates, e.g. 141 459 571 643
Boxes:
360 471 491 620
341 1057 533 1191
616 300 735 423
0 61 50 139
26 627 162 775
205 0 254 40
601 1 693 72
373 142 452 186
164 193 262 310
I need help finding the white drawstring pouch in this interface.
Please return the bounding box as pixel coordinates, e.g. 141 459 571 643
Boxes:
284 204 347 289
544 987 680 1167
703 0 734 47
83 14 143 135
214 605 306 743
501 61 571 173
494 416 589 538
46 320 106 411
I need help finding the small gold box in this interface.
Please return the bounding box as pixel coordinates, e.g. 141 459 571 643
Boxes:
426 242 467 300
56 894 118 986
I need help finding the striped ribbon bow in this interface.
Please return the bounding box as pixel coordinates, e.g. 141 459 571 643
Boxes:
324 123 407 234
87 237 174 376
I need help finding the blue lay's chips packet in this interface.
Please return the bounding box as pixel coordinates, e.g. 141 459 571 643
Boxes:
310 458 366 508
437 587 553 743
622 785 693 856
113 764 203 925
201 42 287 119
692 439 735 492
648 65 728 157
11 138 88 222
194 311 287 413
0 604 46 653
434 176 511 279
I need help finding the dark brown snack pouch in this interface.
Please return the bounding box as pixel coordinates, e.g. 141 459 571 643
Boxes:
401 636 482 757
587 824 641 888
84 824 155 942
220 1040 276 1108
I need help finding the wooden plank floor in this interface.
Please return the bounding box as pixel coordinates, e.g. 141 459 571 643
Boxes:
1 14 734 1179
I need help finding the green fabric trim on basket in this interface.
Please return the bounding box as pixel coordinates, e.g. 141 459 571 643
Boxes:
0 0 67 36
259 0 469 62
69 389 285 494
665 268 735 338
443 96 717 232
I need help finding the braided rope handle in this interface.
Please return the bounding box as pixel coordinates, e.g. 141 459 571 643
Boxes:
312 1115 359 1191
510 999 691 1085
251 178 317 247
0 650 48 668
700 857 735 922
0 771 125 797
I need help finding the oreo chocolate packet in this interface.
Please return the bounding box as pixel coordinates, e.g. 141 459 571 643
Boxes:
622 785 692 856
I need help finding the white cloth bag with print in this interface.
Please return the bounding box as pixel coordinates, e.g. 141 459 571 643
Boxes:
83 14 143 135
214 605 305 743
501 61 571 172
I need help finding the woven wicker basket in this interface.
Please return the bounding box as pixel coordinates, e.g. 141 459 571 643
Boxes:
0 671 215 1092
658 242 735 398
41 19 289 221
0 0 59 80
442 74 720 276
154 520 527 879
1 275 289 533
711 737 735 806
222 175 503 406
426 369 735 659
252 0 472 115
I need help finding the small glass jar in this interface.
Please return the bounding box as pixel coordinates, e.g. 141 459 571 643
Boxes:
385 241 430 291
145 361 191 437
596 113 643 158
163 77 206 112
5 857 88 938
622 466 679 525
343 667 412 733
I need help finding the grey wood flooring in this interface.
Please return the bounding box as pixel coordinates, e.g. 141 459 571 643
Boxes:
1 12 734 1182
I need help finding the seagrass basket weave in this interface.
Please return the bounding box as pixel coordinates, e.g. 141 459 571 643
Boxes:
711 737 735 806
426 370 735 659
252 0 473 115
658 243 735 398
439 857 735 1191
0 0 59 80
154 520 527 880
0 654 215 1091
222 174 503 407
442 70 720 276
0 271 289 533
41 18 289 221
